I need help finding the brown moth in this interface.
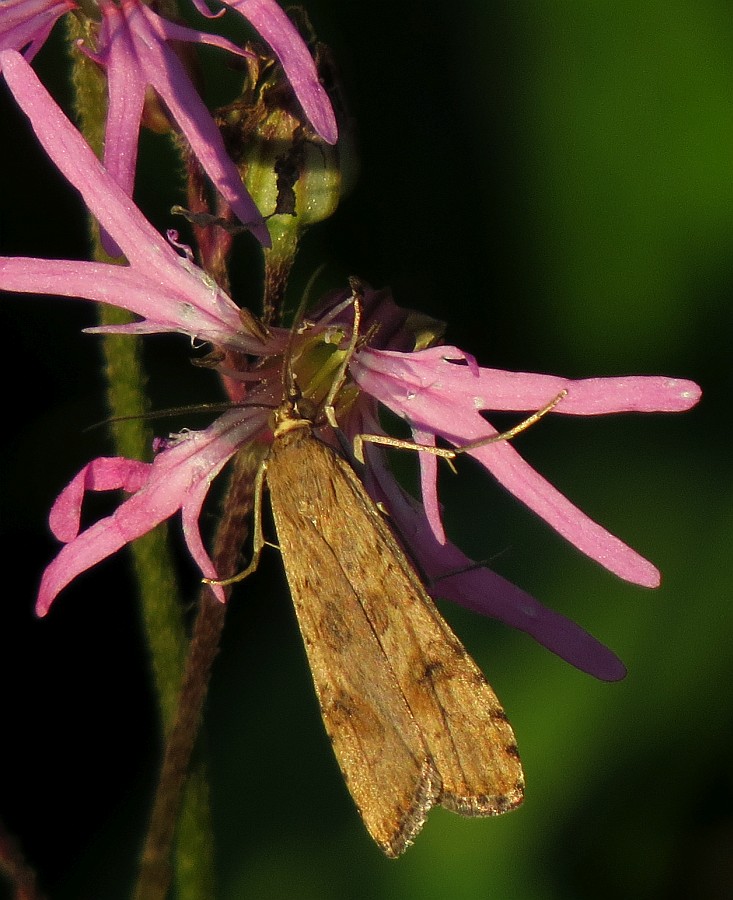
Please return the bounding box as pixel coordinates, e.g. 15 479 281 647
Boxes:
215 295 526 856
264 402 525 855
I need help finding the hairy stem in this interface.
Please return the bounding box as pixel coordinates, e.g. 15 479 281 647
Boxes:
133 446 266 900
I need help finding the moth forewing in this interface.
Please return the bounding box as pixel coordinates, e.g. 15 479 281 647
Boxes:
298 430 525 816
266 415 523 854
267 425 442 856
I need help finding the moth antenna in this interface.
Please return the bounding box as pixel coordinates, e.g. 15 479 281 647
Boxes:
84 400 273 433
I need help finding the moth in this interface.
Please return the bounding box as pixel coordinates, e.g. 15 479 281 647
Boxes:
214 297 530 856
264 400 524 855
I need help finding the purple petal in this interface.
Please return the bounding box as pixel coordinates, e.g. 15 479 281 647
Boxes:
223 0 337 143
436 564 628 681
96 0 270 246
49 457 152 541
0 53 283 352
36 409 264 615
352 347 701 586
97 6 146 196
362 442 626 681
0 0 75 62
0 256 261 351
465 439 661 586
353 347 701 415
180 478 228 587
94 4 146 255
411 425 446 544
0 51 188 269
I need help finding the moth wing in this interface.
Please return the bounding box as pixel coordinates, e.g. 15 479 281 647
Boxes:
318 447 525 817
268 433 441 857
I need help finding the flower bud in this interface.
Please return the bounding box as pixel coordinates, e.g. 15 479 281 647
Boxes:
217 37 356 320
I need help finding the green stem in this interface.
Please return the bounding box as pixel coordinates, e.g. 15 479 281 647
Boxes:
65 17 215 898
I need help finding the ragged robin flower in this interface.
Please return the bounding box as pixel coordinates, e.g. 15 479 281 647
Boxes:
0 50 701 681
2 0 337 250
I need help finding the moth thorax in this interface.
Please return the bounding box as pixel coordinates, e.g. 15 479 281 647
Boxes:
292 395 320 423
272 401 314 439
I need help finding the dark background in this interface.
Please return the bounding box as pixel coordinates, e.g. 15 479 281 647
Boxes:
0 2 730 898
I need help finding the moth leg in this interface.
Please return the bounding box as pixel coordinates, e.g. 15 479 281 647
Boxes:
203 457 270 586
323 281 364 429
353 390 567 464
353 432 456 466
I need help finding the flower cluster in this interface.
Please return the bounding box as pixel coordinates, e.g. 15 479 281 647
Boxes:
0 48 701 681
2 0 337 251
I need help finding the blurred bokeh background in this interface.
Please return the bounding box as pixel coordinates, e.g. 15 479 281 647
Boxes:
0 1 730 898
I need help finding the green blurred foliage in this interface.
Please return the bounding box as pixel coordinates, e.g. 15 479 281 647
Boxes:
0 2 730 899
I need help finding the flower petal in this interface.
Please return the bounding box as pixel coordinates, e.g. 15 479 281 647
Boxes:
362 445 627 681
0 53 285 353
0 0 75 62
97 0 271 246
49 457 152 542
353 346 701 416
467 440 661 586
36 409 263 615
0 257 256 349
352 346 701 586
223 0 338 144
411 425 445 545
0 51 191 270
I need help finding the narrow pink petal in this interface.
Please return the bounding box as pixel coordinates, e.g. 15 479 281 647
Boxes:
436 564 628 681
180 481 228 603
0 0 75 61
0 51 185 271
99 0 270 246
38 503 151 616
95 2 145 256
353 404 447 545
0 257 255 349
353 347 701 415
0 45 269 328
151 11 250 58
49 457 152 541
36 409 263 615
1 51 282 351
351 346 700 586
144 55 271 246
0 56 275 349
553 375 701 414
363 445 626 681
223 0 337 143
99 3 145 198
410 425 445 545
469 439 661 587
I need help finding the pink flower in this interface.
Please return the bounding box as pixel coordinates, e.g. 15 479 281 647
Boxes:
0 50 285 350
0 48 285 603
90 0 271 251
350 347 699 588
0 0 76 65
39 410 272 611
345 343 700 682
3 0 338 252
0 51 702 681
92 0 336 250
